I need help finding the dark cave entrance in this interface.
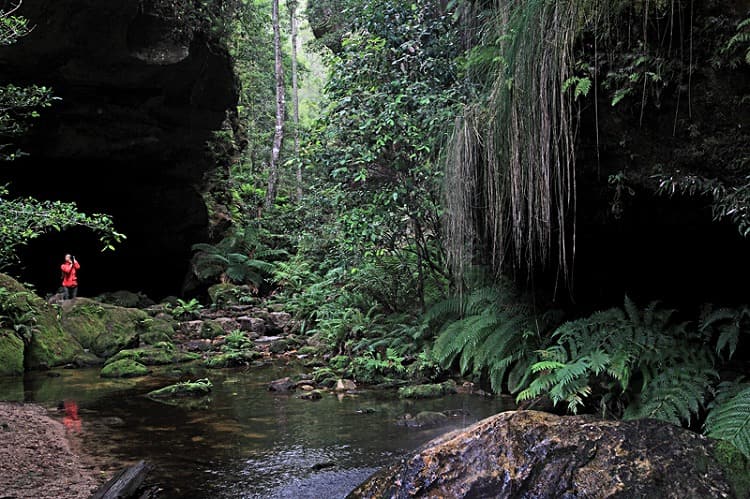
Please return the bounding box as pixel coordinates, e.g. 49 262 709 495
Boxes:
3 157 209 301
558 189 750 316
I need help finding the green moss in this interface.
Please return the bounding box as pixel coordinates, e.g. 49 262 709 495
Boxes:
208 283 258 306
713 441 750 499
205 350 261 368
61 297 149 358
398 380 458 399
100 358 150 378
200 320 225 339
329 355 350 370
0 330 24 376
297 345 320 356
312 367 339 388
139 317 177 345
104 345 200 367
147 378 213 398
0 274 84 370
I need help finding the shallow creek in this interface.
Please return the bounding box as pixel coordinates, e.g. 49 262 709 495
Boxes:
0 363 512 498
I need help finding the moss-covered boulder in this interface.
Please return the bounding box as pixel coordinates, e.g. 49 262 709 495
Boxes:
138 317 178 345
349 410 739 498
205 350 262 368
0 330 24 376
0 274 84 371
100 358 150 378
398 380 458 399
147 378 213 398
104 344 200 367
60 297 150 359
199 320 226 339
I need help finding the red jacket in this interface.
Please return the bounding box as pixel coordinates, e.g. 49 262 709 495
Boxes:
61 261 80 287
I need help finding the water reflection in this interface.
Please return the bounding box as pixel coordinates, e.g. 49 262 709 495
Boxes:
0 364 513 498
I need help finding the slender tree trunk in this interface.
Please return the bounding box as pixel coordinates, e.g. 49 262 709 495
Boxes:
288 0 302 203
265 0 285 210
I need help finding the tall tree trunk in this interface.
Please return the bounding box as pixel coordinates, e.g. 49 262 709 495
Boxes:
265 0 285 210
288 0 302 202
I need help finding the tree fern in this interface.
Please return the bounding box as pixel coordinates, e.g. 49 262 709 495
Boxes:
191 225 287 288
704 379 750 458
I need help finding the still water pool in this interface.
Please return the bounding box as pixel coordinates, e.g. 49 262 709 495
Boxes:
0 363 513 498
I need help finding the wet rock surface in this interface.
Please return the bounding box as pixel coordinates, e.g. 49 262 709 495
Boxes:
349 410 739 499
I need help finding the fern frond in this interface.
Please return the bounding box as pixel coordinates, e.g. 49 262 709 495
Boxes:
624 364 718 426
700 307 737 331
505 353 536 394
704 385 750 459
624 295 640 328
530 360 566 373
433 313 496 370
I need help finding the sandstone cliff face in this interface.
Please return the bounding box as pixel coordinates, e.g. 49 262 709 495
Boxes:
0 0 239 299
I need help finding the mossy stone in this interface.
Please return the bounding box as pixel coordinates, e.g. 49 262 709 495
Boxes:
104 345 200 367
712 440 750 499
147 378 213 398
205 350 262 368
100 358 150 378
398 380 458 399
0 274 84 370
200 320 225 339
139 317 177 345
0 330 24 376
61 297 149 358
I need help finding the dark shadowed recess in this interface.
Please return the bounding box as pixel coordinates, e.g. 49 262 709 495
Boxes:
0 0 238 300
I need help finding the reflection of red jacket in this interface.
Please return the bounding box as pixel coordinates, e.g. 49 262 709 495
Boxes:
61 261 80 287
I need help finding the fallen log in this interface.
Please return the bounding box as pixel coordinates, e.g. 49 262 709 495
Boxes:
90 460 153 499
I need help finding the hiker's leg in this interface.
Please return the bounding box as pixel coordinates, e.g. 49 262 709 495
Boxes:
63 287 70 300
70 286 78 299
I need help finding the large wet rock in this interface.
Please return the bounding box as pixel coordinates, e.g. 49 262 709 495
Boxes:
60 297 163 359
349 410 742 499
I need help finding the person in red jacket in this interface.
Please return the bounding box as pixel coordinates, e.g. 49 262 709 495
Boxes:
60 254 80 299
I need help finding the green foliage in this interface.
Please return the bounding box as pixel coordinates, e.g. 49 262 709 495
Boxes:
519 297 717 423
700 304 750 360
147 0 238 41
0 7 58 161
623 362 718 426
0 185 125 268
0 285 38 344
655 174 750 238
191 225 286 290
165 298 204 321
0 84 58 161
704 379 750 459
443 0 586 282
720 17 750 68
0 6 30 46
348 347 406 385
223 329 253 350
427 277 543 394
0 8 124 265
